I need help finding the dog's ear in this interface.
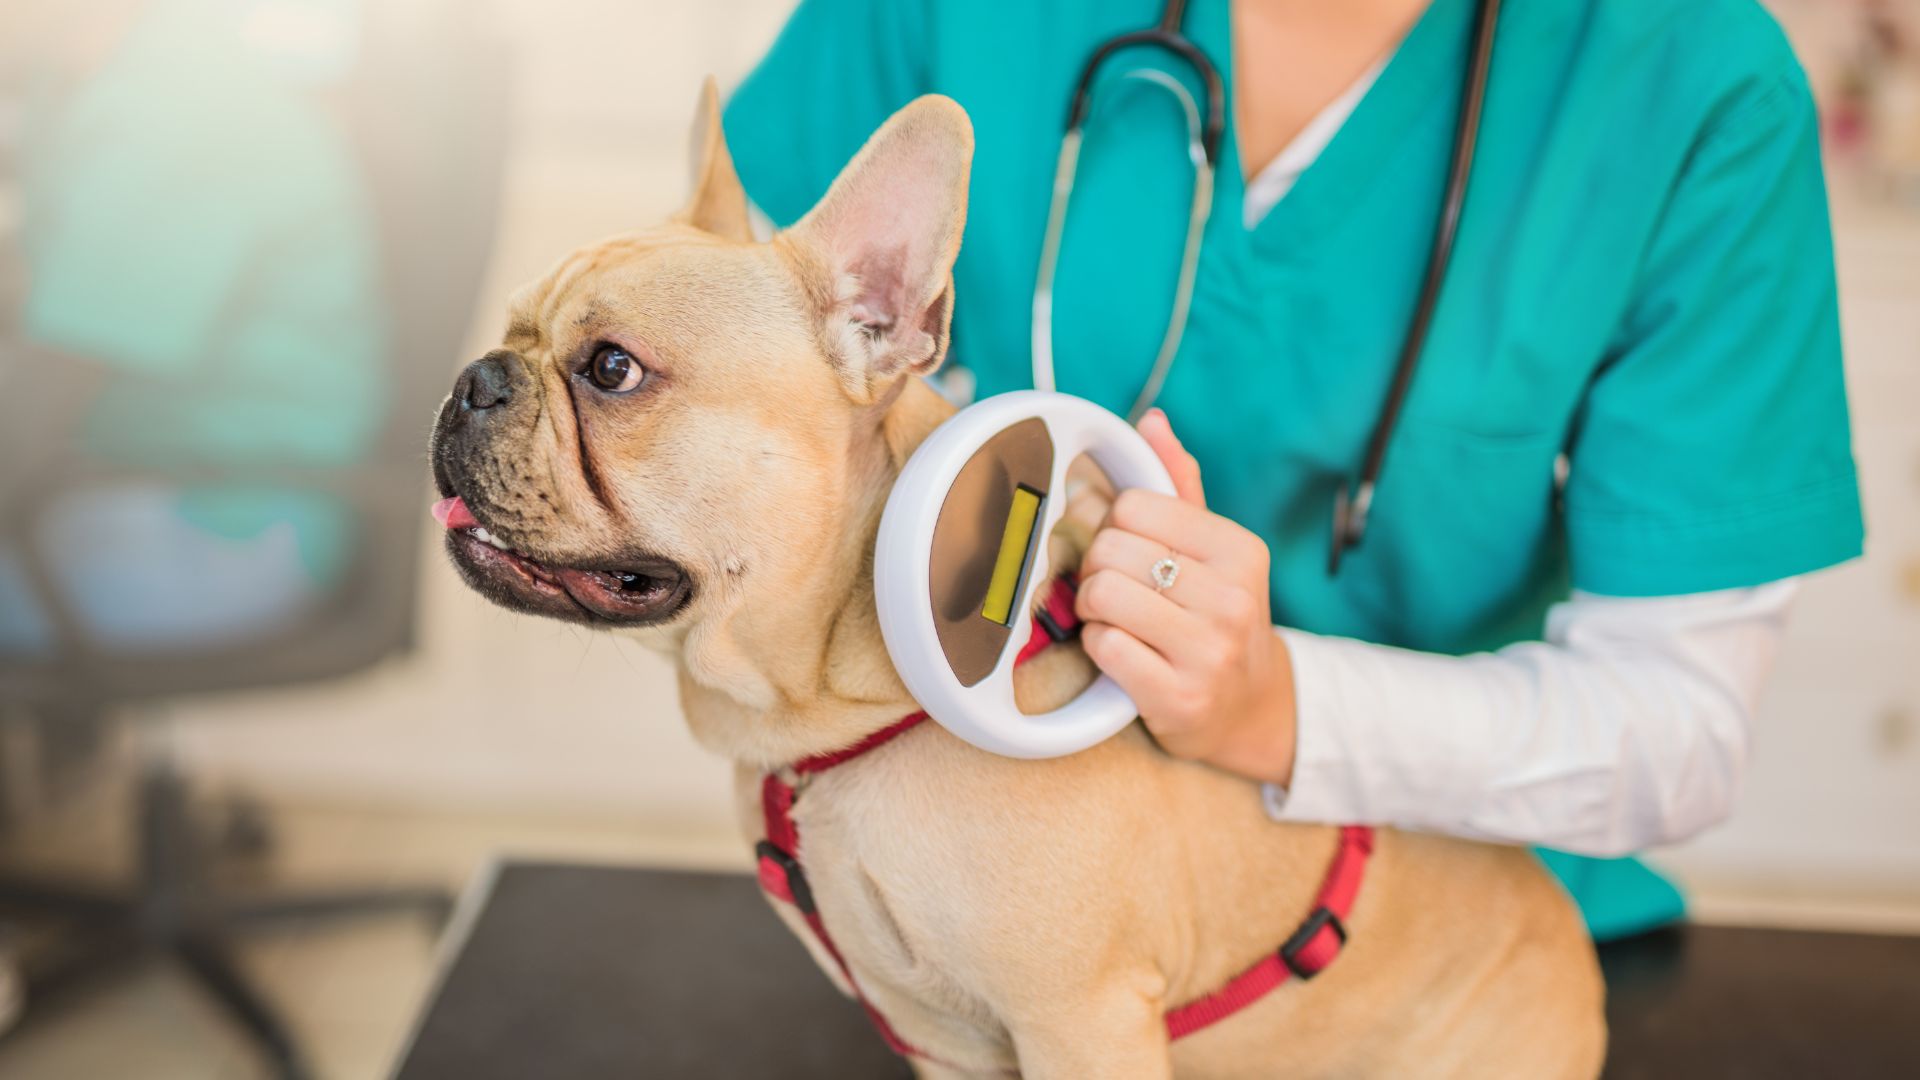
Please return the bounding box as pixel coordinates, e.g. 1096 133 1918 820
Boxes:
678 77 752 242
787 95 973 403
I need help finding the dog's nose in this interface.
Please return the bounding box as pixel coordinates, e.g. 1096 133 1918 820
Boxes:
457 352 516 412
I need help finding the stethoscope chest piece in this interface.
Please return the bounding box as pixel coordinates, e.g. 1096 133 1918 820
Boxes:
874 391 1176 758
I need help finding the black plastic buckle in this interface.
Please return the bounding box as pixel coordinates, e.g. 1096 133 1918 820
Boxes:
1278 906 1347 979
1034 605 1078 644
755 840 816 915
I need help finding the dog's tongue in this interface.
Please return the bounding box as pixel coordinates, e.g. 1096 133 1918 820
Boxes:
432 497 478 530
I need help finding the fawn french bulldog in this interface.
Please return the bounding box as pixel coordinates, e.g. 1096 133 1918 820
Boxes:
428 81 1605 1078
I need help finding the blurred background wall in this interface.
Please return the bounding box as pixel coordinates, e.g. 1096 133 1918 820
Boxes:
1 0 1916 922
138 0 805 847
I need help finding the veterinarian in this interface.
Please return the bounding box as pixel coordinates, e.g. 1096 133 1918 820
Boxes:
724 0 1863 939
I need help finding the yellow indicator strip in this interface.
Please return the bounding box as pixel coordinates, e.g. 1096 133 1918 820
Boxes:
981 486 1044 626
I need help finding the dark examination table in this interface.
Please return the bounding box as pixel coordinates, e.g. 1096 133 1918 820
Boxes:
392 861 1920 1079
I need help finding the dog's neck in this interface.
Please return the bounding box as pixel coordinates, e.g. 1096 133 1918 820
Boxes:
673 377 977 769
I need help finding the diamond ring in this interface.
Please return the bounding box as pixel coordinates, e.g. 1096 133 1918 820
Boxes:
1150 556 1180 593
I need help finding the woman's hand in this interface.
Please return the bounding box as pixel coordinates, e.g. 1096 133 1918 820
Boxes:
1075 410 1298 786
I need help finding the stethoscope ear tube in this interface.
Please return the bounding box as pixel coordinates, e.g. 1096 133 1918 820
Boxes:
1061 27 1224 169
1036 66 1217 421
1031 130 1081 396
1125 157 1210 424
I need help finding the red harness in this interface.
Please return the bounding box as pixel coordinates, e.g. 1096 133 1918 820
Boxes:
756 578 1375 1058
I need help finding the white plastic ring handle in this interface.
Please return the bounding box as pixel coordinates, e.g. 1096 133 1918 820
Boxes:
875 391 1177 758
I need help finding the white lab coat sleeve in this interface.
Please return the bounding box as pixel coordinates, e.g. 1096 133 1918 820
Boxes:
1260 580 1798 856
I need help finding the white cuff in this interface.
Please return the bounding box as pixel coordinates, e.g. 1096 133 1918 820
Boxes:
1261 627 1363 825
1250 581 1792 852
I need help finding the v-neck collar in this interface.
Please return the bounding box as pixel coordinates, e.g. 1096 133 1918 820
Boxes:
1241 59 1385 228
1200 0 1474 261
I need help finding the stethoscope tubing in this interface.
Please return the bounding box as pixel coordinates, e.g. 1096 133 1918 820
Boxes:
1033 0 1500 576
1330 0 1501 574
1034 74 1214 425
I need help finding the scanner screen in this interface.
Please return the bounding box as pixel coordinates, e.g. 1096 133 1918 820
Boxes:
980 485 1043 626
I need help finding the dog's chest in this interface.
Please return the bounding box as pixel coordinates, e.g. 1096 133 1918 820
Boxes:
730 722 1189 1063
737 756 1029 1046
794 781 987 995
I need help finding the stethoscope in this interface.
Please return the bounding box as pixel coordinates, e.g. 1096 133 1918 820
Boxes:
1031 0 1502 576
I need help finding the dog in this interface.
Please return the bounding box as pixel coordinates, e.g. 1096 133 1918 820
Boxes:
428 81 1607 1078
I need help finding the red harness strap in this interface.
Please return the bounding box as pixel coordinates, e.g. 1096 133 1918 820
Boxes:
1162 824 1374 1037
755 577 1375 1058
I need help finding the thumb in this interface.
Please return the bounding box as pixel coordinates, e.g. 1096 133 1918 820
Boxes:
1137 409 1205 506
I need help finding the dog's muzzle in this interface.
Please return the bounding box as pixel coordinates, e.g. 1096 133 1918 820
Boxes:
428 349 695 627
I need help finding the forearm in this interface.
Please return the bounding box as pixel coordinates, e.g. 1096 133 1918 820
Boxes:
1263 581 1797 856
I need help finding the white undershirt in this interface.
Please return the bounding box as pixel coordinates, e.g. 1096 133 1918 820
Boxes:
1241 61 1384 227
1264 584 1796 856
1241 64 1795 856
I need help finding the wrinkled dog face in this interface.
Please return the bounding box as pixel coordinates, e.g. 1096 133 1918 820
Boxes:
430 85 972 639
429 238 822 628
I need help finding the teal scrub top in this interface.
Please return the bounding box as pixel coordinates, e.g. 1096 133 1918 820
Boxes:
725 0 1864 940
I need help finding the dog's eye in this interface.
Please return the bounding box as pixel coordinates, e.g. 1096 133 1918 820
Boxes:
587 344 645 393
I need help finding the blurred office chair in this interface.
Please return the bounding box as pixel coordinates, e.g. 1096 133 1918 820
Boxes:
0 7 509 1077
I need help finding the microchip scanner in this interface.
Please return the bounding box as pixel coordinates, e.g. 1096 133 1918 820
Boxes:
874 391 1176 758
